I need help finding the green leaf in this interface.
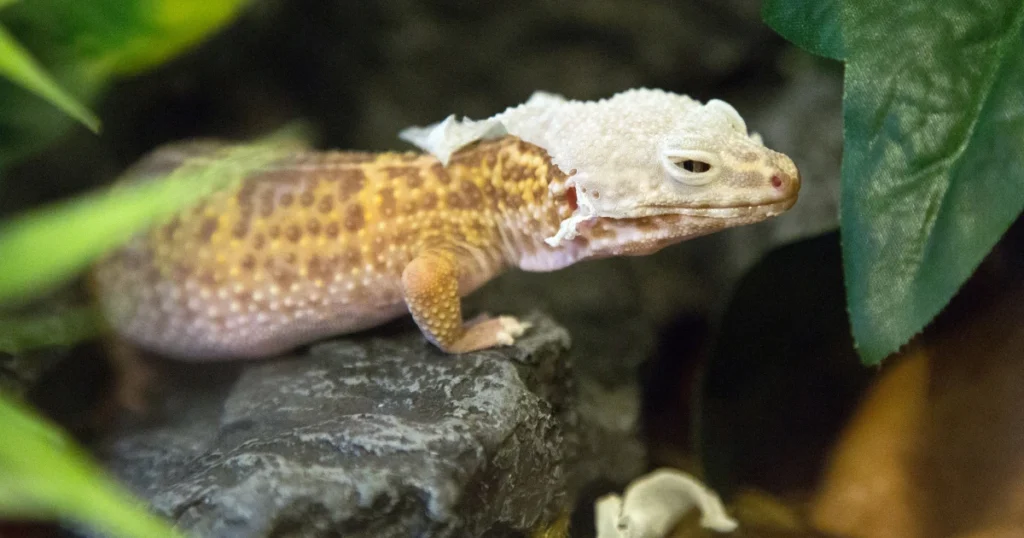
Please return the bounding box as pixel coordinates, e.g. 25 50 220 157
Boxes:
840 0 1024 364
762 0 844 61
0 140 297 306
0 305 103 354
0 0 251 169
0 23 100 132
0 394 184 537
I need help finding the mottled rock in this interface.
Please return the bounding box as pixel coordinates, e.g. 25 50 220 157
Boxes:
98 313 573 538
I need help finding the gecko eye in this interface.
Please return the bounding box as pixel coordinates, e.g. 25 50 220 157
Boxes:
660 149 721 186
677 159 711 173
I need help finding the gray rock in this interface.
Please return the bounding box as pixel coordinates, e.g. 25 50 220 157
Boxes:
98 313 573 538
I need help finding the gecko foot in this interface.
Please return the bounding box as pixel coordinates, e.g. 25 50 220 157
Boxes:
446 315 532 353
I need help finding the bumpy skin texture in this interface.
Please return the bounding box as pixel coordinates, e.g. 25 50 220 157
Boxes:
93 116 800 360
92 137 573 358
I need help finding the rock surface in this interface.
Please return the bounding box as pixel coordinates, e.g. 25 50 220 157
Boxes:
98 313 573 538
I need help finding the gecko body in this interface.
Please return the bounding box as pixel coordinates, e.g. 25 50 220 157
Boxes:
91 88 800 359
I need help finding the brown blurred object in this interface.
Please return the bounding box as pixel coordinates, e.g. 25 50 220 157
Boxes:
662 488 829 537
811 218 1024 538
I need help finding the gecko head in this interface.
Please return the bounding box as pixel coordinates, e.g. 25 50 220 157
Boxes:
549 94 801 258
399 87 800 259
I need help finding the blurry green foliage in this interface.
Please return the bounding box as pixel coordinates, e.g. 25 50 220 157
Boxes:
0 22 100 133
0 305 101 355
0 0 251 168
0 139 300 306
763 0 1024 365
0 2 255 536
0 392 184 538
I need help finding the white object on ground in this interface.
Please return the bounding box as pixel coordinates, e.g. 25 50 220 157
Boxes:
595 468 738 538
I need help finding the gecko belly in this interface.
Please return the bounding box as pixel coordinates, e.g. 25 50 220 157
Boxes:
92 241 413 360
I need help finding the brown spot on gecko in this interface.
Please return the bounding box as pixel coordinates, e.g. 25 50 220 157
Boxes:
393 228 414 245
236 179 257 208
736 171 762 185
300 191 316 207
279 193 294 207
318 195 334 214
198 217 219 242
197 269 217 286
162 216 181 241
737 150 759 162
307 254 332 281
340 246 361 266
421 192 439 211
503 189 522 209
307 218 321 236
379 188 396 217
241 254 256 272
171 262 193 281
404 169 424 189
234 289 252 304
325 222 340 238
446 191 464 209
460 181 483 208
285 225 302 243
382 166 413 180
268 225 281 240
430 163 449 185
344 204 365 232
252 233 266 250
259 189 275 217
337 169 366 201
232 221 249 239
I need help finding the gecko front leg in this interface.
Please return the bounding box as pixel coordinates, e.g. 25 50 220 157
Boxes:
401 249 530 353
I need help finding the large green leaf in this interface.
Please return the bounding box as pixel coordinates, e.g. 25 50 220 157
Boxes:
0 393 184 537
841 1 1024 364
765 0 1024 365
762 0 844 61
0 139 298 307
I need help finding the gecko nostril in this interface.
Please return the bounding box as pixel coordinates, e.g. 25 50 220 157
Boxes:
770 175 784 189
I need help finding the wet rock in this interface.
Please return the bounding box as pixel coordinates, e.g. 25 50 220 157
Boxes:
98 313 573 538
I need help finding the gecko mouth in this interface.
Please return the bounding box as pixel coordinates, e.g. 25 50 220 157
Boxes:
641 197 798 219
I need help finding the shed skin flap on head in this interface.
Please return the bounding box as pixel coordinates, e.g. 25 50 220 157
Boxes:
401 88 801 252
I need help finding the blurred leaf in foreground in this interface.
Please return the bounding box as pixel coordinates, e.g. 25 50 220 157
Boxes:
0 138 298 307
764 0 1024 365
0 0 251 168
0 22 99 132
0 305 102 354
0 393 183 537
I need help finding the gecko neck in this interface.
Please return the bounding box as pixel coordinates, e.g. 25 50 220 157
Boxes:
442 136 588 272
